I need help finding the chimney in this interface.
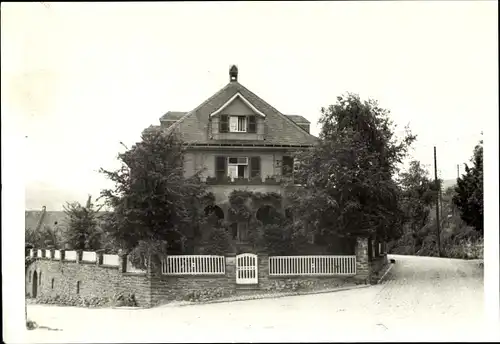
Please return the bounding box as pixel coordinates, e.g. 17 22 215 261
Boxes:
229 65 238 82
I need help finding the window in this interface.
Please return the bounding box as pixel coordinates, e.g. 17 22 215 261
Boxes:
219 115 229 133
227 157 248 180
229 116 247 132
282 156 294 176
250 156 261 178
51 278 55 289
76 281 80 294
39 272 42 285
215 156 227 180
248 115 257 133
220 115 258 133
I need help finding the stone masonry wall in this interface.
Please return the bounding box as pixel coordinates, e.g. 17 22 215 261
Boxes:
148 255 238 306
355 237 371 283
26 250 152 307
26 241 372 308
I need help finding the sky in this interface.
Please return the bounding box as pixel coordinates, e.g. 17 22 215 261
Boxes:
1 2 497 210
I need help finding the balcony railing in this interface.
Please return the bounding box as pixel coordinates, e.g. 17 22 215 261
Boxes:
205 175 302 186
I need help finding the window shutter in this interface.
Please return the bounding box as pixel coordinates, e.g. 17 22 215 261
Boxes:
215 156 226 180
250 156 261 178
219 115 229 133
248 115 257 133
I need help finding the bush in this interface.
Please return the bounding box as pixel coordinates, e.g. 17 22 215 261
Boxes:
34 292 137 308
112 291 137 307
203 226 231 255
36 294 110 308
182 287 234 302
25 257 35 269
259 223 293 255
264 279 337 292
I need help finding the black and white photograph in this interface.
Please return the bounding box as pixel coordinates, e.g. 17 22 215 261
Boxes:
2 1 499 342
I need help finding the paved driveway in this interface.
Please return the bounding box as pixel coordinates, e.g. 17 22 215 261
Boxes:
21 255 493 343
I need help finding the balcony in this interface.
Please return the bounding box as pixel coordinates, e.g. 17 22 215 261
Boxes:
205 175 301 186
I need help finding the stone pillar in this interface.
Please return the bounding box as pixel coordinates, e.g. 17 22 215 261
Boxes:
40 249 46 258
225 254 236 288
48 246 55 260
258 254 269 290
60 249 66 261
118 251 128 273
32 248 38 258
96 250 104 266
374 237 380 257
355 236 371 284
76 250 83 264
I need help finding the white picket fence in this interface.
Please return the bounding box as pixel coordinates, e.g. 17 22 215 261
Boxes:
82 251 97 262
103 254 119 266
269 255 356 276
162 255 225 275
65 250 77 261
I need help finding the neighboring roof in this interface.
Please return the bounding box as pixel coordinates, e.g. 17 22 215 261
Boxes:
25 210 108 231
164 81 318 146
285 114 310 124
25 211 68 231
160 111 187 122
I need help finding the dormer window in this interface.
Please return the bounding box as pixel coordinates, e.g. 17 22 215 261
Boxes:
220 115 256 133
230 116 246 132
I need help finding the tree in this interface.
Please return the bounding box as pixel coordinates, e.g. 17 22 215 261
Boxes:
289 93 415 243
388 160 441 255
63 195 103 250
99 128 211 270
398 160 440 233
453 141 483 234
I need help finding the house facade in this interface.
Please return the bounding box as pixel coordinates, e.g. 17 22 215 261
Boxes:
147 66 352 254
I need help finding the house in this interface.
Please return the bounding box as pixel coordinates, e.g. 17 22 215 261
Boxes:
147 66 354 254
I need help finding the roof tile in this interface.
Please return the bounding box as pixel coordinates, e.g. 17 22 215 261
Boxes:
163 81 319 146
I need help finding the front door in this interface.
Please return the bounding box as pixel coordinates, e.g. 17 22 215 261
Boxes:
235 253 258 285
32 271 38 298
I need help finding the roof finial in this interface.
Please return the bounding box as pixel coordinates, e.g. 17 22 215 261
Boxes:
229 65 238 82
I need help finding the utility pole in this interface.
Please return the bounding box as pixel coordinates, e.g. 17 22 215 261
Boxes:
457 164 460 179
439 173 444 219
434 147 441 257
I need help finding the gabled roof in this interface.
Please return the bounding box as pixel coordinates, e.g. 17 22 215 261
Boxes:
163 80 319 146
209 92 266 118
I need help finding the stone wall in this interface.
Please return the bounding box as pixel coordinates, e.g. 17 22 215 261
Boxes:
26 239 372 308
26 252 152 306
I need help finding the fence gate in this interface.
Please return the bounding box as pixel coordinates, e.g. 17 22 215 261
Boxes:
235 253 258 285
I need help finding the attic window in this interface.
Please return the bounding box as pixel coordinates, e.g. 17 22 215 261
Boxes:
220 115 256 133
230 116 246 132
